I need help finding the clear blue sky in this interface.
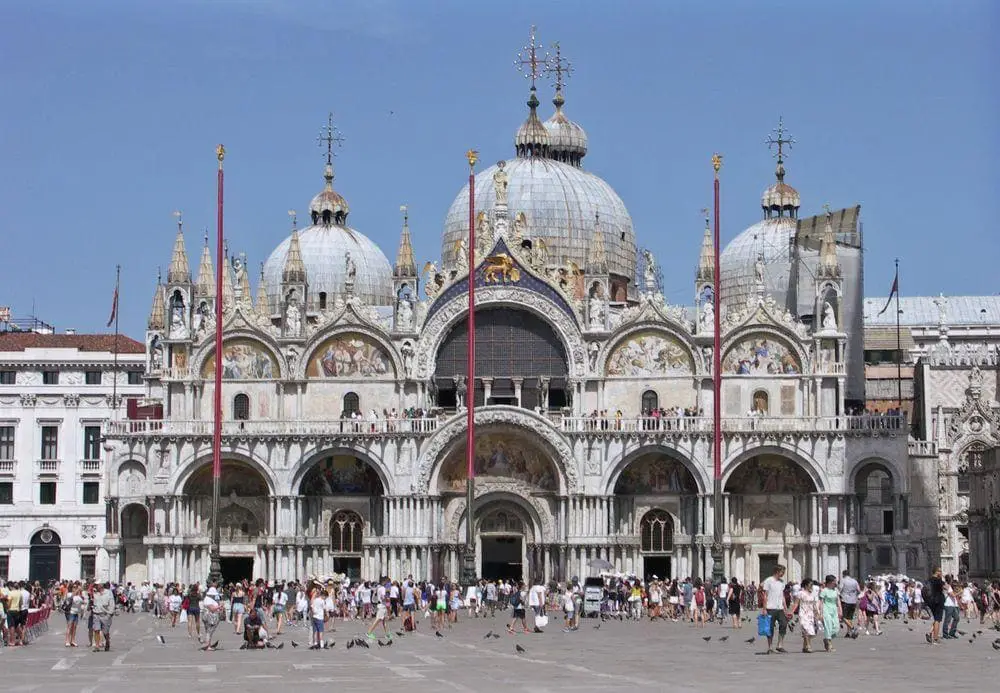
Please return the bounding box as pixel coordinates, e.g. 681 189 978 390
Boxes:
1 0 997 339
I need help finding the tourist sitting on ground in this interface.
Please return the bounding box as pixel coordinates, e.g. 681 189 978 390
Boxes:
243 607 265 648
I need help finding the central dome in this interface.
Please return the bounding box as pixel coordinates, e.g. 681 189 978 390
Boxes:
442 158 636 281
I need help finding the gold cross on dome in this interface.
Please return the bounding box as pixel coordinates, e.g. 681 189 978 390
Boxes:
515 25 548 88
544 40 573 92
766 116 795 163
317 112 345 166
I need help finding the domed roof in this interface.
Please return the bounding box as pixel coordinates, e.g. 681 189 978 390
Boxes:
761 162 800 213
264 171 393 308
442 157 636 281
263 224 394 308
719 216 797 311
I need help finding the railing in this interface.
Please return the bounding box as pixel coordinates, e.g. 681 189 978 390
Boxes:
79 459 102 472
36 459 60 473
106 417 441 437
561 414 907 435
0 459 14 473
908 439 938 456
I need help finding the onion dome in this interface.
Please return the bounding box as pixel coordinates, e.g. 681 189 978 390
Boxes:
514 88 550 158
761 160 800 218
544 88 588 166
310 164 350 226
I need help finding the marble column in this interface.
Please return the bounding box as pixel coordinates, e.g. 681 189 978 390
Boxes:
512 377 523 408
481 377 493 404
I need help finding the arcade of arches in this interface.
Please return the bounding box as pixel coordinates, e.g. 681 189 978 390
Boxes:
107 445 902 584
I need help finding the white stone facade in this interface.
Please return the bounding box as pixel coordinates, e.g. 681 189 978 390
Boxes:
0 335 145 582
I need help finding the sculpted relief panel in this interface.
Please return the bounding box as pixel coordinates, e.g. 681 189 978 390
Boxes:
606 331 693 377
308 333 393 378
723 335 800 375
201 339 277 380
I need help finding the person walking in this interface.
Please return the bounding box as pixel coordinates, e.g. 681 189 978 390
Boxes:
838 569 860 637
926 567 945 645
761 564 789 654
63 583 84 648
91 583 114 652
819 575 842 653
793 578 820 653
201 587 222 651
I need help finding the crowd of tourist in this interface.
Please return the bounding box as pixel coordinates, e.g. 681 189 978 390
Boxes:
2 568 998 654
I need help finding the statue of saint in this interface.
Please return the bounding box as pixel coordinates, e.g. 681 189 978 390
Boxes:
401 341 415 377
643 250 657 291
397 297 413 330
822 301 837 330
168 294 188 339
493 161 508 204
699 300 714 333
589 295 605 329
285 290 302 334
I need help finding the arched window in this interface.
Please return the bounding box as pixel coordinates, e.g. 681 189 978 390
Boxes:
640 510 674 553
342 392 360 417
319 292 328 310
233 394 250 420
958 442 984 495
752 390 769 415
331 510 364 553
641 390 658 414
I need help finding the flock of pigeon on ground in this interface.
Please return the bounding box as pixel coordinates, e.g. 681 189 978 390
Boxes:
149 610 1000 654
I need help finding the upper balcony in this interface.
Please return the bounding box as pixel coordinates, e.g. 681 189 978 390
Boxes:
559 414 907 437
106 416 441 440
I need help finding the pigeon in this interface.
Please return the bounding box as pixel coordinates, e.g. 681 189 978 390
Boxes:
992 642 1000 651
347 640 354 649
491 633 501 639
745 637 755 644
395 631 404 637
435 631 444 638
211 641 219 650
239 642 248 650
515 644 526 653
156 634 166 645
593 624 601 630
276 642 284 650
378 640 387 647
385 639 393 647
484 631 494 640
719 636 729 642
969 639 975 644
327 642 334 649
357 639 370 649
958 630 967 636
702 636 712 642
908 628 914 632
291 641 299 648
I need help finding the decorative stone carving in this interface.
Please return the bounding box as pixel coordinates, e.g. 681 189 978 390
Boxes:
19 393 36 407
81 524 98 539
414 407 579 493
63 393 80 407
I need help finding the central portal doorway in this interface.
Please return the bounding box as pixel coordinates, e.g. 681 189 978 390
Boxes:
220 557 254 583
758 553 779 581
481 536 523 581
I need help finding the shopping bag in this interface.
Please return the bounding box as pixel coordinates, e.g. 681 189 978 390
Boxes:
535 614 548 628
179 610 188 624
756 613 772 637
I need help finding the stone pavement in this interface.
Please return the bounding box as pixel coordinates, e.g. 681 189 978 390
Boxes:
1 611 997 693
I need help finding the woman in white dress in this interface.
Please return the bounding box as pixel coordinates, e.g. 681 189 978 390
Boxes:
793 578 822 653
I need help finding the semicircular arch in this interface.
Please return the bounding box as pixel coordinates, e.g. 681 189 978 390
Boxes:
416 406 577 494
722 445 827 493
721 327 807 376
193 332 285 381
604 444 707 495
848 457 902 495
448 490 549 545
170 450 278 496
289 445 394 497
415 285 586 380
600 322 699 378
298 324 401 380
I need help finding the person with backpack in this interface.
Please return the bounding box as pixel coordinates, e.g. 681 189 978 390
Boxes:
506 581 529 634
925 567 945 644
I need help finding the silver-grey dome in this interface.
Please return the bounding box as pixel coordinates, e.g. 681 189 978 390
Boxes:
442 157 636 281
263 223 394 308
719 217 797 312
544 110 588 162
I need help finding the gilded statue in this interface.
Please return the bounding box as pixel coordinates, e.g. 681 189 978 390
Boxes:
483 253 520 284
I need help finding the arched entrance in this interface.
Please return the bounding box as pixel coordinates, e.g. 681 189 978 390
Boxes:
30 528 61 583
725 453 818 582
434 308 569 410
478 505 528 581
854 462 895 535
612 451 698 579
300 454 386 579
184 460 270 583
121 504 149 584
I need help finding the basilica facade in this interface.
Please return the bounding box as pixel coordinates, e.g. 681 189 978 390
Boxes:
103 69 929 587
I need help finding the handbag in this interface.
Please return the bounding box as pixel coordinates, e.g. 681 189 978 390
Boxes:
756 613 773 637
535 614 548 628
179 609 188 624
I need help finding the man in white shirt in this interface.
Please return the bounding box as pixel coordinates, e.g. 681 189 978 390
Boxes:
310 588 327 649
760 564 789 654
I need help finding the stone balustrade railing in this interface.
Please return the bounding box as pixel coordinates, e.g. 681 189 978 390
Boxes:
106 417 440 438
907 439 938 456
560 414 907 435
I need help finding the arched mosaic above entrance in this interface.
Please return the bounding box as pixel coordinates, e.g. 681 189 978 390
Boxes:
306 333 393 378
201 339 278 380
615 454 698 494
606 331 692 377
184 460 269 496
723 334 800 375
725 455 816 494
300 455 384 495
438 433 559 493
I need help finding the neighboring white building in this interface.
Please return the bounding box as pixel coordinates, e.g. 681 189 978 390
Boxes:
0 330 145 582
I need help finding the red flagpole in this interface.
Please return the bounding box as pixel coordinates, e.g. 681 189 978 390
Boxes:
711 153 724 582
462 149 478 585
209 144 225 583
